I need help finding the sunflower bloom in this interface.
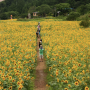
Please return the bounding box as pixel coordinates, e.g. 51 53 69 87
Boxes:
85 86 89 90
65 88 68 90
75 81 79 86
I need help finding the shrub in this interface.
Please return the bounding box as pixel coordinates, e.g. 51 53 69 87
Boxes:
33 16 39 18
77 13 90 21
0 13 8 20
79 16 90 27
79 20 90 27
56 15 67 20
48 12 53 16
17 18 30 21
21 13 28 18
66 12 80 21
5 11 19 19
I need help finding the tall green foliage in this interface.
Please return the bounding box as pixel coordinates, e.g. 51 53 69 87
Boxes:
76 5 88 15
28 6 36 13
67 0 75 8
0 13 8 19
36 4 51 16
55 3 71 15
79 16 90 27
66 12 80 20
0 0 90 19
16 0 25 14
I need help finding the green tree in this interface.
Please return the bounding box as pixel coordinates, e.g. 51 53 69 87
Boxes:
86 3 90 11
66 11 80 20
22 2 30 13
0 13 8 19
74 1 81 9
0 1 6 7
36 4 51 17
28 6 36 13
5 11 19 18
16 0 25 14
0 1 7 13
55 3 71 15
2 0 90 18
67 0 75 8
8 3 17 11
5 0 13 7
76 5 88 15
80 0 90 5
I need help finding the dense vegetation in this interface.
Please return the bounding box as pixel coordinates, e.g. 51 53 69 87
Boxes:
1 0 90 19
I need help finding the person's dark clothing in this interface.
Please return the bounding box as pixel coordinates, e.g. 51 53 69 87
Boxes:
39 41 42 48
36 32 38 37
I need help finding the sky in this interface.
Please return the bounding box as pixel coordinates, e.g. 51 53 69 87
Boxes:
0 0 4 2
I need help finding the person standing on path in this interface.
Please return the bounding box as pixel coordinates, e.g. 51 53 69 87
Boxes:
37 22 40 35
36 30 39 38
11 15 12 19
39 45 44 62
39 39 42 48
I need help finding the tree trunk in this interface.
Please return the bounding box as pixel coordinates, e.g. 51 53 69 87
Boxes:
28 13 31 19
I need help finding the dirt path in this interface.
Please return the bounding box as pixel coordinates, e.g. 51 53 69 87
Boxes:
34 37 47 90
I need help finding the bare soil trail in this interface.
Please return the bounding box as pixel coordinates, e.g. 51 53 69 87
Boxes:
34 37 47 90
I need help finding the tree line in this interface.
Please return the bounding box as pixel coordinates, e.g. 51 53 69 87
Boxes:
0 0 90 19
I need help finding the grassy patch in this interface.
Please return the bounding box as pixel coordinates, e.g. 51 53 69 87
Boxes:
17 16 67 22
77 13 90 21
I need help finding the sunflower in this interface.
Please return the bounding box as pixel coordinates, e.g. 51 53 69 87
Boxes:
57 78 59 82
65 88 68 90
24 76 26 79
85 86 89 90
69 69 72 73
2 77 5 80
17 81 21 85
0 81 1 84
0 86 2 89
68 84 71 87
12 79 15 82
18 87 22 90
19 84 23 88
59 56 62 59
9 86 12 90
75 81 79 86
64 80 68 83
78 63 81 66
29 60 31 63
0 70 2 74
9 76 12 80
49 67 52 71
56 71 58 76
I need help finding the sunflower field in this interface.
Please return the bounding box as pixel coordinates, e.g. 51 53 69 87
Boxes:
41 19 90 90
0 19 37 90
